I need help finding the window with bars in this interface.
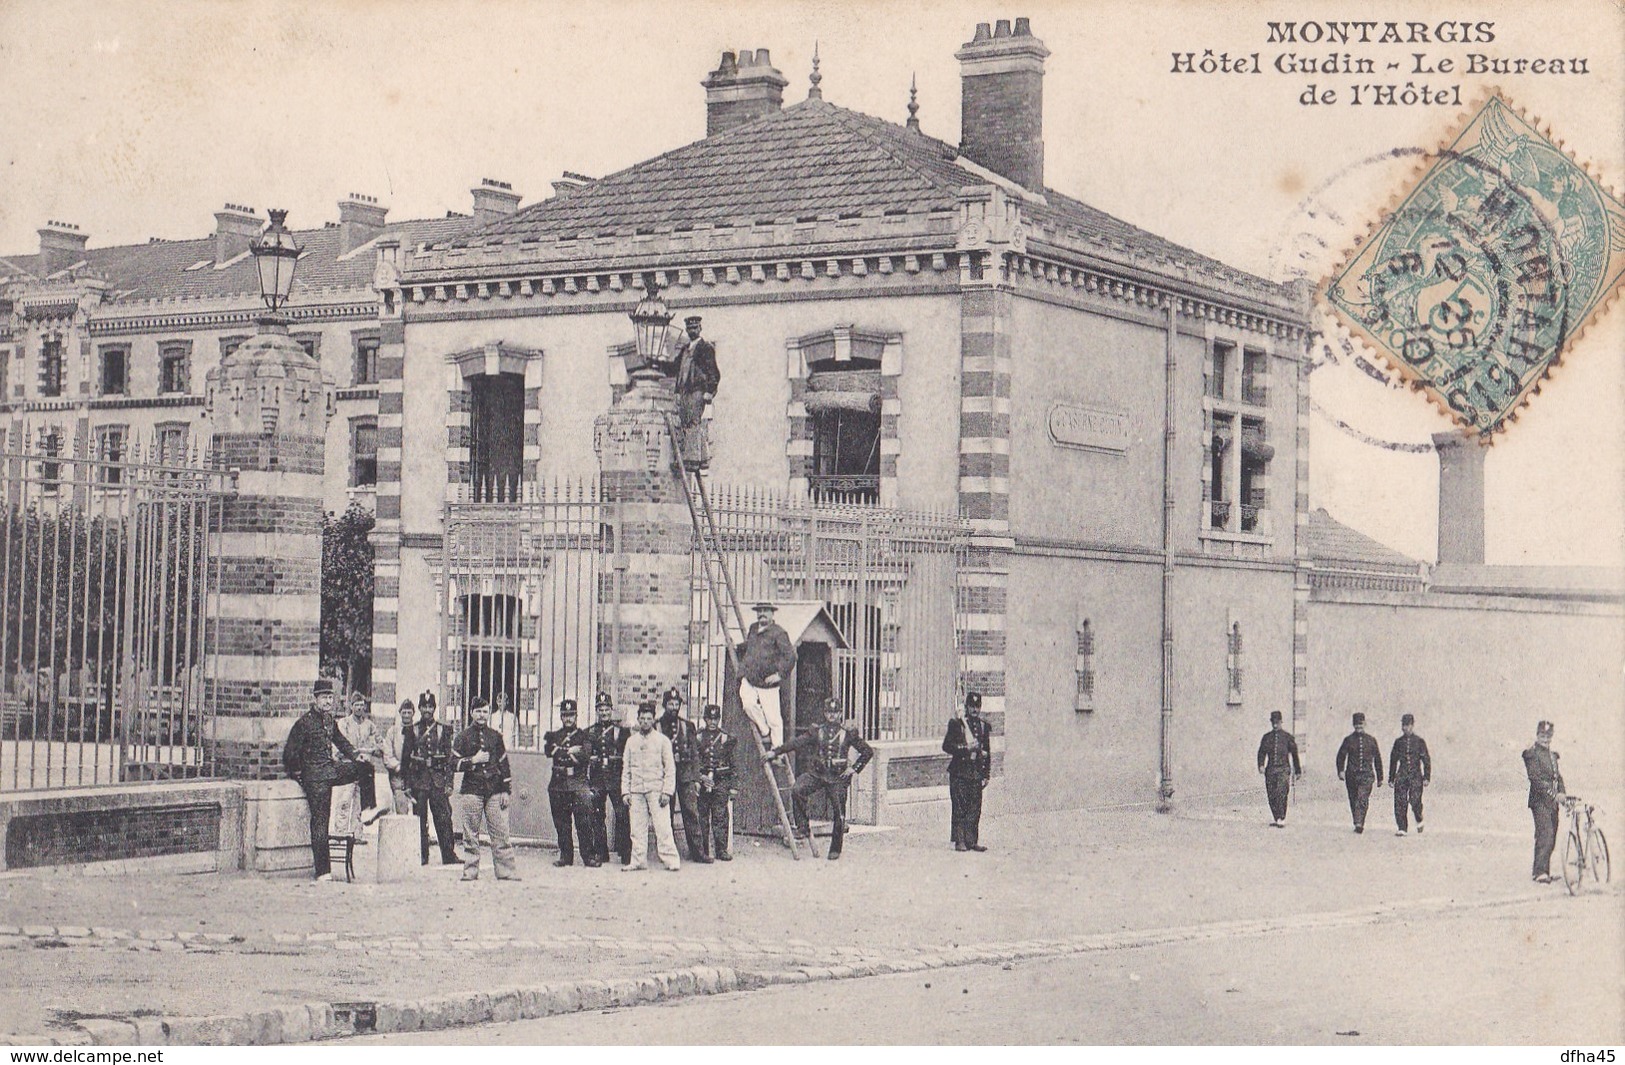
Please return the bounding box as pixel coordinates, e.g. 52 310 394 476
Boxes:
39 427 62 489
96 424 127 484
1075 619 1095 713
99 345 129 395
353 334 380 385
351 416 378 487
1226 619 1244 705
159 343 191 394
40 337 64 397
156 422 190 466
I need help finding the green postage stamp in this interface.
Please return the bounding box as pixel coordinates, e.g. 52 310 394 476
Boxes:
1324 94 1625 438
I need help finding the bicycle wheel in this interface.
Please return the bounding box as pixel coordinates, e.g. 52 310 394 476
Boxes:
1589 827 1610 884
1561 830 1584 895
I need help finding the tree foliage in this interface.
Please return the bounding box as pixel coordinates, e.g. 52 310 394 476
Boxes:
320 503 375 693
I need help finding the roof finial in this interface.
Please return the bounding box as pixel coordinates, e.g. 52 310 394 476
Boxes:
905 72 920 131
808 41 823 99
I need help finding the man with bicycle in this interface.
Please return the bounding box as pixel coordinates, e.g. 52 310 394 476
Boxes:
1522 719 1565 884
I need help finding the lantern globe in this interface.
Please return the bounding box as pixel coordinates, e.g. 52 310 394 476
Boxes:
251 208 303 312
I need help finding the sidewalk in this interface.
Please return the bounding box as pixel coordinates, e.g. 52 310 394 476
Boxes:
0 785 1613 1043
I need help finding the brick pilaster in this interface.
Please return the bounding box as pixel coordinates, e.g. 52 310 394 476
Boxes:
204 321 331 779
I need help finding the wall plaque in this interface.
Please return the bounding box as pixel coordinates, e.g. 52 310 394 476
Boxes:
1048 403 1131 453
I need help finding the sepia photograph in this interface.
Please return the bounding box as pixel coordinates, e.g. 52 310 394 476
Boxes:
0 0 1620 1049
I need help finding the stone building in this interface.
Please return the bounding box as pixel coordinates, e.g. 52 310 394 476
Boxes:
374 19 1312 819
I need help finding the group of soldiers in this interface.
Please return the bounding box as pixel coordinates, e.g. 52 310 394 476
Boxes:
1256 710 1434 835
1258 709 1575 884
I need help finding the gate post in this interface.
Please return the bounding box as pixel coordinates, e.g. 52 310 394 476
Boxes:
593 368 691 709
204 319 332 780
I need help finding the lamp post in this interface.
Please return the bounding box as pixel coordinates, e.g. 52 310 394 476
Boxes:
250 207 302 330
627 278 674 387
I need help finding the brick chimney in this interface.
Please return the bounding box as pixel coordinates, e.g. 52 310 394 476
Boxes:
551 171 596 198
213 203 260 262
337 194 388 254
470 179 522 225
37 221 89 276
1432 430 1487 564
956 17 1050 191
702 48 789 136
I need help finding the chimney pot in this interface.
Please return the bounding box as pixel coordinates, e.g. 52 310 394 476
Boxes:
470 180 523 225
1432 430 1487 564
956 18 1050 190
213 203 260 263
37 220 91 275
702 46 789 136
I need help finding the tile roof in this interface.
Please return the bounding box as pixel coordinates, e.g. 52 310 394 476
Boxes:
447 97 1290 306
1 216 475 305
1307 508 1419 569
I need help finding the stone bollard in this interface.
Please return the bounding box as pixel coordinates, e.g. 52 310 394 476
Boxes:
373 815 419 882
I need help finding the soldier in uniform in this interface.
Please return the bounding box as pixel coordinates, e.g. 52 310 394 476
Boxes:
693 703 737 862
1256 709 1302 828
543 699 598 867
405 691 458 866
1387 713 1432 836
658 687 704 860
281 678 383 881
1335 712 1384 834
767 696 874 860
586 691 631 866
451 696 521 881
1522 720 1565 883
736 602 796 748
942 691 992 851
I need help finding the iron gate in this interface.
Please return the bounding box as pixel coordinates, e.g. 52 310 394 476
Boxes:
439 479 967 747
1 432 233 790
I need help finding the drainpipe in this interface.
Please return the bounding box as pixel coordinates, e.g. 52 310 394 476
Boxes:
1158 299 1177 812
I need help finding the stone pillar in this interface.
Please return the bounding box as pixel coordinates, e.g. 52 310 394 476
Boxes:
593 370 692 708
205 318 332 779
1432 430 1487 564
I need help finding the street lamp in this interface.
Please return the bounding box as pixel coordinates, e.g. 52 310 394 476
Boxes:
250 208 302 316
627 277 674 380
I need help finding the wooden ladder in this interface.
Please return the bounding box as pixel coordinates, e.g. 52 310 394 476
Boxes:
663 413 817 860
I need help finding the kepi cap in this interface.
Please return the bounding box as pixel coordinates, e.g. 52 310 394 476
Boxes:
1269 710 1283 724
1351 712 1366 725
1537 720 1555 737
594 691 614 709
684 315 703 325
313 678 335 696
1401 713 1415 726
703 703 722 719
559 699 578 715
661 686 684 706
965 691 983 709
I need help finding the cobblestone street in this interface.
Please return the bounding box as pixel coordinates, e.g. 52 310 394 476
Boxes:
3 784 1619 1044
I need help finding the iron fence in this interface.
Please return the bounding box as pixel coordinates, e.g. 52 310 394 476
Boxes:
440 480 969 746
0 433 232 790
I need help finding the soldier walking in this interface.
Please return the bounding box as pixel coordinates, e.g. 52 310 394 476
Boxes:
658 687 704 860
1335 712 1384 834
586 691 631 866
942 691 992 851
1388 713 1432 836
694 703 737 862
1256 710 1302 827
767 696 874 861
281 678 383 882
451 696 521 881
1522 720 1565 884
544 699 598 867
406 692 458 866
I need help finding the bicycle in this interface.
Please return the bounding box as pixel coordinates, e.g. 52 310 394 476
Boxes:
1559 795 1611 896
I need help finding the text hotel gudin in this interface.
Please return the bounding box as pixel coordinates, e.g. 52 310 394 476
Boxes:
1170 21 1590 106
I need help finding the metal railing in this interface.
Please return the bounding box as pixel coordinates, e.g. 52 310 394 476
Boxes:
1 435 232 790
439 479 969 745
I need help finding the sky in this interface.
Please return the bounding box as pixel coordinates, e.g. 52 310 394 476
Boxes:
1 0 1621 566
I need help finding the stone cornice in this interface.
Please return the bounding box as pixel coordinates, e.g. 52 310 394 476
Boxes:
89 301 377 337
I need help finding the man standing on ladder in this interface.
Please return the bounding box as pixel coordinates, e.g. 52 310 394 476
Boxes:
767 696 874 861
656 314 719 468
738 602 796 749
